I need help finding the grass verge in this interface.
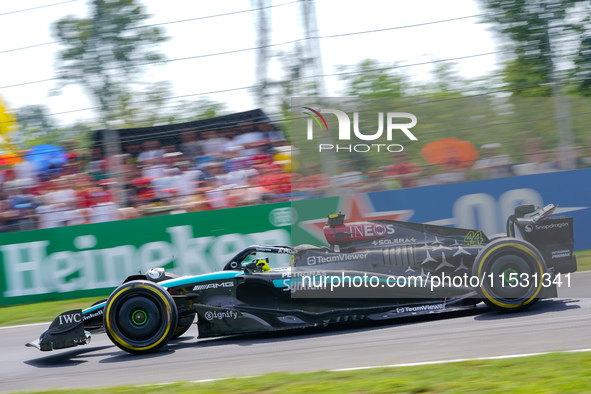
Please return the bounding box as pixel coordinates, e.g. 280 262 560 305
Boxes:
14 351 591 393
574 249 591 271
0 297 103 327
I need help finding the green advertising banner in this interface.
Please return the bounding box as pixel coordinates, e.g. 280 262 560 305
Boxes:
0 202 296 306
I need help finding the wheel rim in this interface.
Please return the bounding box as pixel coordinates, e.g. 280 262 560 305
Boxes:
483 250 539 302
132 310 148 326
114 293 163 343
502 268 518 285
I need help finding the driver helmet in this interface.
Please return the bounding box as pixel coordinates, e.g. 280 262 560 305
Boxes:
255 258 271 272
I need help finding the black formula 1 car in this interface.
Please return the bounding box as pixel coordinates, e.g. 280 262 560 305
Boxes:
26 203 576 355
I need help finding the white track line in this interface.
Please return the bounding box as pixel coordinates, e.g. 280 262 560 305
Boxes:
331 348 591 372
161 348 591 387
0 322 50 330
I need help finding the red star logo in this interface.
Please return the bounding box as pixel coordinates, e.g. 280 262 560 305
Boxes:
298 194 414 244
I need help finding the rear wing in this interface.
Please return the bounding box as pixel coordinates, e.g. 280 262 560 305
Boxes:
518 216 576 273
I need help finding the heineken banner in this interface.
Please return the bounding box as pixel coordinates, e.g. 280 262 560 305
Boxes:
0 203 293 306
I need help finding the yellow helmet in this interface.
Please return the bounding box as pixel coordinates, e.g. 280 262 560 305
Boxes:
255 259 271 272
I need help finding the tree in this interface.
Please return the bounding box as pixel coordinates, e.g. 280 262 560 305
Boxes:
573 30 591 96
498 56 552 97
336 59 408 98
477 0 584 96
417 62 468 97
169 97 229 123
109 80 175 127
51 0 169 124
14 105 61 148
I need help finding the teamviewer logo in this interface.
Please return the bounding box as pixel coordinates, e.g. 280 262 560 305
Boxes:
303 107 418 152
307 256 316 265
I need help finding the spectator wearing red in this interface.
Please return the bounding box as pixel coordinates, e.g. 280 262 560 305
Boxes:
384 152 421 189
256 162 291 201
87 178 119 223
131 175 156 203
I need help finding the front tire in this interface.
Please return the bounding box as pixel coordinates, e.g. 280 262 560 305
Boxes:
172 313 196 339
104 280 178 354
472 238 546 312
155 271 195 339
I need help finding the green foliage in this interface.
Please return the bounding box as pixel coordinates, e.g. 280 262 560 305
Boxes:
0 296 108 327
416 62 467 97
337 59 407 98
169 97 229 123
51 0 170 124
477 0 589 96
57 121 97 150
573 34 591 96
9 352 591 393
14 105 61 148
501 56 552 97
107 80 174 127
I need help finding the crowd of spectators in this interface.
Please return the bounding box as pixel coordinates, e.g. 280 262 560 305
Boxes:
0 121 589 234
293 138 591 195
0 121 293 232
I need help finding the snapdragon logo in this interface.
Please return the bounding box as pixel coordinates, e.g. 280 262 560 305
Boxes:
303 107 418 152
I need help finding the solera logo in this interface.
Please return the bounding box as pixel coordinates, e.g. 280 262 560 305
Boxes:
303 107 418 152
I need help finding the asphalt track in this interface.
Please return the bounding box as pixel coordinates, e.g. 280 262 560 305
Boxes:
1 271 590 393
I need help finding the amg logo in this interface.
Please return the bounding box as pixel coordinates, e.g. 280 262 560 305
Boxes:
58 313 81 325
193 281 234 291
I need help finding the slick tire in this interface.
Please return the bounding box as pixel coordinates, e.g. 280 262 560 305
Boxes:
472 238 546 312
154 272 195 339
172 313 196 339
104 280 178 354
488 233 507 241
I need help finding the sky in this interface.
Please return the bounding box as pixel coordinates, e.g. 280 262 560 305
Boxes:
0 0 500 128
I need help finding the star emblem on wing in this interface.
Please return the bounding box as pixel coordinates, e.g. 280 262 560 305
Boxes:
299 194 414 244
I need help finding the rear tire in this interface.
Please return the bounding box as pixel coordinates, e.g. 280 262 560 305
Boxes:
472 238 546 312
488 233 507 241
104 280 177 354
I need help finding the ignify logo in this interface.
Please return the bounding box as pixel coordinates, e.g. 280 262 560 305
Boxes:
205 310 238 320
303 107 418 152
